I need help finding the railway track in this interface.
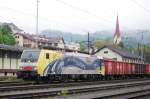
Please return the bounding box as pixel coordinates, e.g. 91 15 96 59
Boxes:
0 79 150 99
0 78 149 92
0 78 149 87
60 82 150 99
0 81 35 87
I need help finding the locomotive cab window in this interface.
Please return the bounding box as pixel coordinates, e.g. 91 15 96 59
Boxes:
21 50 40 62
46 53 49 59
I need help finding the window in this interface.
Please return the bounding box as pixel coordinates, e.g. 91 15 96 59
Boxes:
4 72 7 76
21 51 40 62
104 51 108 54
49 43 52 46
113 58 117 60
54 43 58 46
15 36 19 38
46 53 49 59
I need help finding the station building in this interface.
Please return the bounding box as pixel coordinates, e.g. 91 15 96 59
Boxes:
94 46 143 64
0 44 23 76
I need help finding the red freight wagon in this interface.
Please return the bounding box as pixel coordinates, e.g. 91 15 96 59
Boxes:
103 60 147 78
104 60 125 76
104 60 126 76
134 63 146 75
147 64 150 74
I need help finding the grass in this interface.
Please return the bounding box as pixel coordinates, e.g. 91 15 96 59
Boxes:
0 76 23 82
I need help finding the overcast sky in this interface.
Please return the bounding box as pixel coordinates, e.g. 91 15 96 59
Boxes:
0 0 150 34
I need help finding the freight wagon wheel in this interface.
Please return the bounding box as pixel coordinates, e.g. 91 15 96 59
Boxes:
105 76 112 80
35 75 41 84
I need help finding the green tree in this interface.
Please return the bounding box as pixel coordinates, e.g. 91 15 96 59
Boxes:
94 40 112 49
0 24 16 45
118 42 124 48
132 45 150 63
144 46 150 63
79 42 86 52
0 31 3 44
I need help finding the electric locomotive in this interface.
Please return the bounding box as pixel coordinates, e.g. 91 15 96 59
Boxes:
17 49 104 80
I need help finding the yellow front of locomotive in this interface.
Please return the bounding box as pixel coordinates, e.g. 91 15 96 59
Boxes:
17 49 62 79
17 49 41 79
36 50 62 77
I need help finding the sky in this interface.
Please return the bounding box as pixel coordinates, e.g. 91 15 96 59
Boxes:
0 0 150 34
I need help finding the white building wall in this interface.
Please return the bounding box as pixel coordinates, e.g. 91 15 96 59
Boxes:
3 55 10 69
0 50 2 69
16 34 24 47
57 39 65 49
0 51 21 70
0 58 2 69
65 43 80 51
58 43 65 49
20 36 23 46
17 59 21 69
11 58 17 69
95 48 122 61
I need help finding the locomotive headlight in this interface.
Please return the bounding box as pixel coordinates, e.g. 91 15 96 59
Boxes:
34 66 37 70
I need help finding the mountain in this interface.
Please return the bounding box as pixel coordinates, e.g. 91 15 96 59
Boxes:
0 22 22 33
40 29 150 46
40 29 113 43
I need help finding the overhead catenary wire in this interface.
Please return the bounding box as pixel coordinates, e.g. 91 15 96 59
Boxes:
55 0 129 30
0 5 89 33
0 0 116 32
130 0 150 15
55 0 115 25
0 0 130 33
126 0 150 32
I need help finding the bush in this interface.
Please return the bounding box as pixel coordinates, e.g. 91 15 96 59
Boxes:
0 24 16 45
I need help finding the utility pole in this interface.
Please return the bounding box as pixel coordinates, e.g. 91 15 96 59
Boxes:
141 32 144 61
138 42 140 56
36 0 39 48
124 34 128 49
36 0 39 35
71 34 73 42
88 32 90 54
